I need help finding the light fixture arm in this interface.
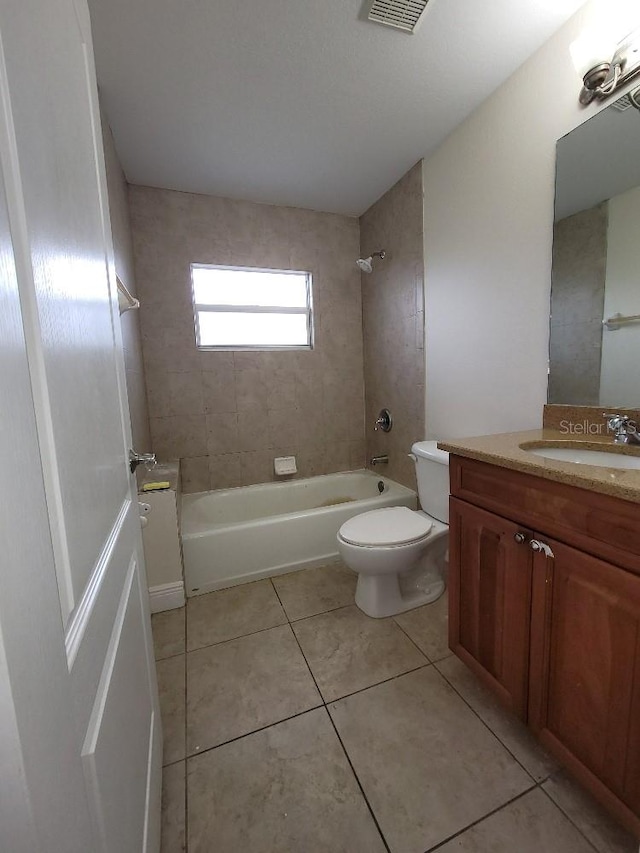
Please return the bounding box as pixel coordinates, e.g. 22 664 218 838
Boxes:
579 28 640 106
580 62 622 105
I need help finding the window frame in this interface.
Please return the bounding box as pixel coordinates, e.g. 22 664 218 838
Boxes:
190 263 314 352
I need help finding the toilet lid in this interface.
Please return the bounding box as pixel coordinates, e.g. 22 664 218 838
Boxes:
339 507 433 547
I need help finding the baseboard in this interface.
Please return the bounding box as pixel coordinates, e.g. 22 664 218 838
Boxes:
149 581 185 613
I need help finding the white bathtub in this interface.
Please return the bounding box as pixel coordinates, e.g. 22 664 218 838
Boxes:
181 469 417 596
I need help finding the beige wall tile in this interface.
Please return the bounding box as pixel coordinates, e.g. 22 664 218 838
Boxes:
296 446 326 478
129 185 366 483
199 350 234 372
348 439 366 470
146 370 204 418
360 162 425 489
150 415 207 459
296 404 325 448
208 452 243 490
102 113 152 452
266 368 297 410
323 409 350 445
238 450 272 485
234 366 269 412
324 441 351 474
205 412 240 455
180 456 210 494
237 409 270 451
295 369 324 410
201 365 236 414
126 369 152 454
267 407 298 448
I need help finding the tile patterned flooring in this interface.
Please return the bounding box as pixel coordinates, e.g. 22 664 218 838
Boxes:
152 562 638 853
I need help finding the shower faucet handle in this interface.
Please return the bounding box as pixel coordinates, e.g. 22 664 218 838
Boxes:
374 408 393 432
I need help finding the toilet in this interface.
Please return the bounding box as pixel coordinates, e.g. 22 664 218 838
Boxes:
337 441 449 618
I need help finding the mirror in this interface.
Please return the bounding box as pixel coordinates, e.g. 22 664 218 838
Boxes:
549 93 640 407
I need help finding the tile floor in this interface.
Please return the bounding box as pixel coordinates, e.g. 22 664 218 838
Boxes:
152 562 638 853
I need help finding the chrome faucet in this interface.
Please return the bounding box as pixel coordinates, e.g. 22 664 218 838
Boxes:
370 455 389 465
603 413 640 445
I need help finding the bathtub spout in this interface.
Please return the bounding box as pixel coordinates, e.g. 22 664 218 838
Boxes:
370 455 389 465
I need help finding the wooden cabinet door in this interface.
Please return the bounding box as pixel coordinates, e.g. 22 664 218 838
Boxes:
449 497 533 718
529 537 640 834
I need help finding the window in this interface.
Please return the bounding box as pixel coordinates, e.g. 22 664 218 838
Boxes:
191 264 313 350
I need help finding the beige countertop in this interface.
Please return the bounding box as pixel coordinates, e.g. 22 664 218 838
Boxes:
437 429 640 505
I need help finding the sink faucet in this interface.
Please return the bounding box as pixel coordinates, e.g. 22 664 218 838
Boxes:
603 413 640 445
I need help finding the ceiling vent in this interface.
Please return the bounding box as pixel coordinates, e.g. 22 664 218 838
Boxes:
611 94 634 111
611 85 640 112
367 0 431 34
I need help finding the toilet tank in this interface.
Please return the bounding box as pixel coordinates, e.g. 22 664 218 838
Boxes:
410 441 450 523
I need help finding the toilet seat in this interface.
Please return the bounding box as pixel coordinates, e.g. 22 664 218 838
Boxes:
339 506 433 547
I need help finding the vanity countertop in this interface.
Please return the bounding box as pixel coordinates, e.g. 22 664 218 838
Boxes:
437 429 640 505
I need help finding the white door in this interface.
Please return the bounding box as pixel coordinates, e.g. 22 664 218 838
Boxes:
0 0 161 850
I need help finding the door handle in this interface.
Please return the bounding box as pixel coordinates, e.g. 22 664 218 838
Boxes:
138 501 151 528
513 532 528 544
530 539 554 558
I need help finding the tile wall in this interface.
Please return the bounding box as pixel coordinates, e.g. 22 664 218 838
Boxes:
549 204 607 406
359 162 426 489
128 187 365 492
101 115 152 452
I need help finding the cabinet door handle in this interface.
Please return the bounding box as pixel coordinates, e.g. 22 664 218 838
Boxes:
514 532 527 544
530 539 554 558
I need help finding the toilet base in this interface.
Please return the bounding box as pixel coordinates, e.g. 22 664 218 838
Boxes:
355 573 445 619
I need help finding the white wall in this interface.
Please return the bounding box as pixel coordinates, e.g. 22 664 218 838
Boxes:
422 1 638 440
600 185 640 406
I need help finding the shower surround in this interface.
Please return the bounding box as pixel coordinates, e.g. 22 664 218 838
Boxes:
128 187 366 492
359 162 426 490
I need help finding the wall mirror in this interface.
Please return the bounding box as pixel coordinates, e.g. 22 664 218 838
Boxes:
549 91 640 407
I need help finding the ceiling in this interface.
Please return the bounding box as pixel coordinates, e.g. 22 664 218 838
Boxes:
88 0 587 216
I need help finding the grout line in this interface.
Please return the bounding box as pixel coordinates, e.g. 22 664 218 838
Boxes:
182 659 433 763
432 660 543 787
391 615 435 662
323 662 432 705
166 580 577 853
283 602 392 853
423 784 538 852
287 600 362 624
324 709 392 853
184 703 326 762
155 649 186 662
184 617 290 655
162 756 186 769
538 783 602 853
183 623 188 853
184 759 189 853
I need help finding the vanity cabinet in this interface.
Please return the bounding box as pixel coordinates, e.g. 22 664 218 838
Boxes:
448 498 532 718
448 454 640 837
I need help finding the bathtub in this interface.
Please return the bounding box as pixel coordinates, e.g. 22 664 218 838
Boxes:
181 469 417 596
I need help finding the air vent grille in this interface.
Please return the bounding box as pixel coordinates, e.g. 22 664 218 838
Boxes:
367 0 431 34
612 85 640 112
612 94 633 111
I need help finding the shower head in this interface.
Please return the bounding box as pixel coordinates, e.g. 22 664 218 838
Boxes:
356 257 373 273
356 250 386 274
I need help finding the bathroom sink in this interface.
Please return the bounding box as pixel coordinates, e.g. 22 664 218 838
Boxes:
521 444 640 470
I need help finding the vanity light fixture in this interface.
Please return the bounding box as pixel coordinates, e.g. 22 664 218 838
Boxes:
577 26 640 105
